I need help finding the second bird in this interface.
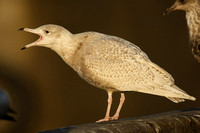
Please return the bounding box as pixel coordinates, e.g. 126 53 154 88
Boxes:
165 0 200 62
19 24 195 122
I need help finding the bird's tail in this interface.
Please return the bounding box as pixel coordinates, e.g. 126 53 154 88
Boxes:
166 85 196 103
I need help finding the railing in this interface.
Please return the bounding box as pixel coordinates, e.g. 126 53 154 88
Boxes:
39 108 200 133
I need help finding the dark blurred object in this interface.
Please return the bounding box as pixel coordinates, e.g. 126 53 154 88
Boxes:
0 89 16 121
39 108 200 133
0 64 41 133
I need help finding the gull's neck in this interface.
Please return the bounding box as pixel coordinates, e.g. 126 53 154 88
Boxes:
50 31 104 68
50 34 82 67
186 3 200 61
186 4 200 41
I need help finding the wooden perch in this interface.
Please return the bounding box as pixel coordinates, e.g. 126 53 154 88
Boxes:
39 108 200 133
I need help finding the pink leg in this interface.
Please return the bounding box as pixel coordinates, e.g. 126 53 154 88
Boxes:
96 91 113 122
110 93 125 120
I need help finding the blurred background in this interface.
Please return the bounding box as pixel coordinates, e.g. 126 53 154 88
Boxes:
0 0 199 132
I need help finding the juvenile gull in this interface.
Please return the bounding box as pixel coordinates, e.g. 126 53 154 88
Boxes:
19 24 195 122
164 0 200 62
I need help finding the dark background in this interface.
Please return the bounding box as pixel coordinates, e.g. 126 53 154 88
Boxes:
0 0 199 133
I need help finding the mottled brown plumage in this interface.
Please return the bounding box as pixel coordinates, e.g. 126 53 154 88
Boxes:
19 24 195 122
164 0 200 62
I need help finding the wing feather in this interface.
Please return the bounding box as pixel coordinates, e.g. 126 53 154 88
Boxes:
81 36 187 98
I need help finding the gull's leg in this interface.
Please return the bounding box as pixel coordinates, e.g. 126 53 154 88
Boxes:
96 91 113 122
110 93 125 120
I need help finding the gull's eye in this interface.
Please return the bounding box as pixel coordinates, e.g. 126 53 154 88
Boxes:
45 30 49 34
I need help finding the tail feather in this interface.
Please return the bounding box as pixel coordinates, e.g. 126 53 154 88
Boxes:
165 85 196 103
170 85 196 101
166 97 185 103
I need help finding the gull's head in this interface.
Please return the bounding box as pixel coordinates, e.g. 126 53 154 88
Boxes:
19 24 72 50
164 0 198 15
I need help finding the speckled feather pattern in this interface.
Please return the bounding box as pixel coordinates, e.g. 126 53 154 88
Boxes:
185 3 200 61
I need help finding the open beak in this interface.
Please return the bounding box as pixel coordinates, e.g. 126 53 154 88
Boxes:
163 2 178 15
18 27 43 50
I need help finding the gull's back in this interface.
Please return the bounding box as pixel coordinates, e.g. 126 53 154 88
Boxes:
70 33 191 98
